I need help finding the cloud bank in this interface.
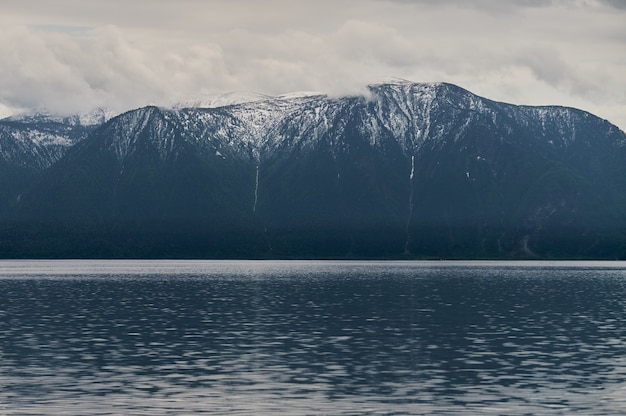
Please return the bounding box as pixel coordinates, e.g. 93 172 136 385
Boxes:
0 0 624 130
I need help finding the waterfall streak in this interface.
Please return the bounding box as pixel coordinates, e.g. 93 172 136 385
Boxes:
404 156 415 254
253 165 259 212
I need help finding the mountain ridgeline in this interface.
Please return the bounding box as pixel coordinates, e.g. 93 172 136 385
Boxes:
1 81 625 259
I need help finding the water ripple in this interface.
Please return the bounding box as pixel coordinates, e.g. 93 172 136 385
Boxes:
1 260 626 414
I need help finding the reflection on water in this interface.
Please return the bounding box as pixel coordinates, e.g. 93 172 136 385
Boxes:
1 261 626 415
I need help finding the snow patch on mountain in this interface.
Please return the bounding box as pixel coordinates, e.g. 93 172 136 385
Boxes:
5 107 114 126
111 81 625 165
173 92 270 109
0 107 112 171
173 91 326 110
10 80 619 170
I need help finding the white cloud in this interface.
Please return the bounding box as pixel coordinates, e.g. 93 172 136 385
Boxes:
0 25 242 115
0 0 624 130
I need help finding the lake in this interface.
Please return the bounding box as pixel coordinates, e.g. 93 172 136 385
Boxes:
1 260 626 415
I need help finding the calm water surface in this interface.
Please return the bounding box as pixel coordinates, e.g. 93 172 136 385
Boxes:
1 260 626 415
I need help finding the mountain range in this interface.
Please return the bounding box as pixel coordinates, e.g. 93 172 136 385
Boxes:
1 80 625 259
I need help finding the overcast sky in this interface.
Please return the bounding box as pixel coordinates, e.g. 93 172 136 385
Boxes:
1 0 624 130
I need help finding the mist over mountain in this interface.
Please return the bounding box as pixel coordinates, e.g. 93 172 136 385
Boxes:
1 81 625 259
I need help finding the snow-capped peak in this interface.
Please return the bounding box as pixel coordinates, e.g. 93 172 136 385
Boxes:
5 107 114 126
276 91 325 100
77 107 116 126
173 90 325 110
172 92 270 109
376 77 443 88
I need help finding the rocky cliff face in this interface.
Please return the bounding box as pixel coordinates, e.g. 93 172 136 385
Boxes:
2 81 625 258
